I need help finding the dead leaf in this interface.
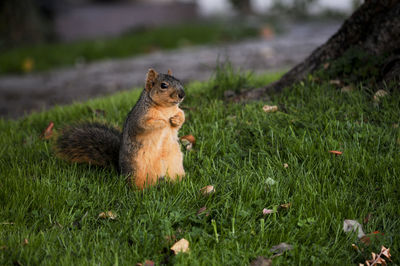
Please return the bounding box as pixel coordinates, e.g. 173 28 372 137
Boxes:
343 219 365 239
329 150 343 155
170 238 189 254
341 85 355 92
262 105 278 113
98 211 117 220
329 79 342 86
283 163 289 168
0 221 15 225
262 208 275 215
143 260 155 266
360 235 371 245
22 238 28 245
250 256 272 266
373 90 388 102
22 58 34 73
200 185 215 195
40 121 54 140
381 246 391 261
279 203 291 209
323 62 330 69
197 206 207 215
270 242 293 256
180 135 196 150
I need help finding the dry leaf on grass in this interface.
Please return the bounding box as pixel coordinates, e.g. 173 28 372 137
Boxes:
341 85 355 92
22 238 28 245
180 135 196 150
262 105 278 113
170 238 189 254
40 122 54 140
197 206 208 216
373 90 389 102
262 208 275 215
364 246 391 265
250 256 272 266
0 221 15 225
329 79 342 86
136 260 155 266
329 150 343 155
343 219 365 239
200 185 215 195
270 242 293 257
283 163 289 168
279 203 291 209
360 231 384 246
98 211 117 220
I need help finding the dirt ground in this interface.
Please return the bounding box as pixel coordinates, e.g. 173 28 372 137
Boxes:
0 21 340 119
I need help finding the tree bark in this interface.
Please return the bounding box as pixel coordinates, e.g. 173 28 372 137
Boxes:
239 0 400 101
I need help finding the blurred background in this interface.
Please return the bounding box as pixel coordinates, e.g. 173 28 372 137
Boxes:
0 0 360 118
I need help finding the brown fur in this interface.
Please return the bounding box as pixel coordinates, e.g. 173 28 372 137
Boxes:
119 68 186 189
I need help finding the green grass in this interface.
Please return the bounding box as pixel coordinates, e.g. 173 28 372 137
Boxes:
0 69 399 265
0 22 258 75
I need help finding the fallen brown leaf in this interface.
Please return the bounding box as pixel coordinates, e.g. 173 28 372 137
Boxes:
283 163 289 168
341 85 355 92
373 90 388 102
197 206 207 215
170 238 189 254
180 135 196 150
200 185 215 195
329 150 343 155
0 221 15 225
279 203 291 209
98 211 117 220
250 256 272 266
23 238 28 245
262 105 278 113
329 79 342 86
40 122 54 140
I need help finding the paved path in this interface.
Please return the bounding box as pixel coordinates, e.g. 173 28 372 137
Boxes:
0 21 341 119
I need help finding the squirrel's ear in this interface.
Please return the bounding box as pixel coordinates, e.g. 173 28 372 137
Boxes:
145 68 158 91
167 69 173 76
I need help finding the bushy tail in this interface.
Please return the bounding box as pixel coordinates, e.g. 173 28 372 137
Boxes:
56 123 121 168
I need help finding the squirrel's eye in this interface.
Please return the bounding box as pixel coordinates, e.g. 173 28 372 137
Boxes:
161 82 168 89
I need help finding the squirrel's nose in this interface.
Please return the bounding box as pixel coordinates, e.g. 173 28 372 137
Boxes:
178 90 185 99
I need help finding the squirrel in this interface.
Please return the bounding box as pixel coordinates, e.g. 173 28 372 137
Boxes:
56 68 186 189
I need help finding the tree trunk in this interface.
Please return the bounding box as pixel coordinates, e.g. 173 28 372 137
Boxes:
239 0 400 101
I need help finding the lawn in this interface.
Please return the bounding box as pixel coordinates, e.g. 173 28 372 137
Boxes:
0 22 258 75
0 69 399 265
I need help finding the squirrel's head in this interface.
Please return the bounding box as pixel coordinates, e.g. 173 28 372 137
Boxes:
145 68 185 107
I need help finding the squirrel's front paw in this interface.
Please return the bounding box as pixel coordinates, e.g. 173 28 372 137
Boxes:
170 114 183 127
